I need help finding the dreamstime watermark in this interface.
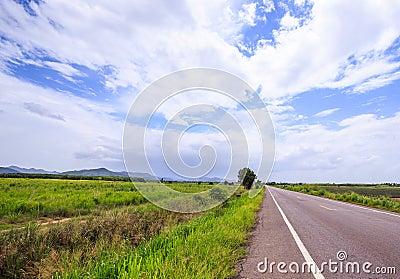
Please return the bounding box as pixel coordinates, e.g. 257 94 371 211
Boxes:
257 250 396 276
123 68 275 213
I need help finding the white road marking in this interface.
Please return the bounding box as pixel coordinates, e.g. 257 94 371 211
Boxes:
281 188 400 218
324 198 400 218
319 205 336 211
267 187 325 279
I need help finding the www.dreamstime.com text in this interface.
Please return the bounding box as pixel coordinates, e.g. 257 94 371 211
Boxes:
257 251 396 276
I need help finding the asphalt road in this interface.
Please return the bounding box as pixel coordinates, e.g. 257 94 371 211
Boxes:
236 187 400 279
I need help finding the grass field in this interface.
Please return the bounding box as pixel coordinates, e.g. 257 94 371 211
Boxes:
309 184 400 197
0 178 219 230
0 178 261 278
0 178 145 229
275 184 400 212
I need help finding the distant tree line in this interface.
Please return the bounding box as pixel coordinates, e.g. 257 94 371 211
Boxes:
160 178 235 185
0 173 145 182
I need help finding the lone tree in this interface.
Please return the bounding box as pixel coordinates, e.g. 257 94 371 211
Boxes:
238 167 257 190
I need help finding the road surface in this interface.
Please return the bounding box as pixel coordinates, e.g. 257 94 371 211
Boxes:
236 187 400 279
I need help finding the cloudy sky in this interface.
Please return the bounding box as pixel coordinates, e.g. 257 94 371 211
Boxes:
1 0 399 183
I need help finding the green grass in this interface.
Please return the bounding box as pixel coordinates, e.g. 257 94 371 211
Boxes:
312 185 400 197
0 204 199 278
0 178 263 278
0 178 146 227
276 184 400 212
0 178 237 228
167 182 216 193
60 189 263 279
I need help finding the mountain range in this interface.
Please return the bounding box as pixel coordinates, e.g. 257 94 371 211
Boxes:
0 166 227 182
7 165 59 174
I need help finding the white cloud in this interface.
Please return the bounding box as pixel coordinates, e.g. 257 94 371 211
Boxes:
327 54 400 92
280 12 299 30
1 0 399 99
0 0 206 90
351 71 400 93
294 0 306 6
314 108 340 118
0 0 400 183
0 72 124 171
43 61 85 79
272 113 400 183
156 90 238 120
244 0 400 99
238 2 258 27
24 102 65 121
261 0 275 13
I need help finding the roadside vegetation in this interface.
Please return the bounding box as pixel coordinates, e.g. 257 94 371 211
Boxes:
164 182 221 193
0 178 145 229
0 204 197 278
274 184 400 213
62 188 263 278
0 177 263 278
0 179 219 229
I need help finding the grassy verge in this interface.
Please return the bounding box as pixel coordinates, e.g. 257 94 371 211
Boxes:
0 178 264 279
0 204 198 278
60 189 264 279
275 184 400 213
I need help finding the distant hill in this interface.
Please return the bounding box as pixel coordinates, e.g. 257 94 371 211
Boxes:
128 172 158 181
0 167 20 174
8 165 59 174
62 168 126 177
1 165 227 182
61 168 158 181
1 165 159 181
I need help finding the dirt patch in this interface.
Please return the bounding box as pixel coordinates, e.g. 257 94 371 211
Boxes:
38 217 72 226
1 217 78 233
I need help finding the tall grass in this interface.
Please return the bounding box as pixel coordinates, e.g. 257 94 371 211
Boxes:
0 178 263 278
167 182 215 193
62 189 263 279
0 204 197 278
0 179 233 226
0 178 145 227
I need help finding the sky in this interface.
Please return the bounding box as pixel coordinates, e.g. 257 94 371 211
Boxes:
0 0 400 183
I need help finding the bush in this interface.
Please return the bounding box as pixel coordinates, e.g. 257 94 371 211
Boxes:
237 168 257 190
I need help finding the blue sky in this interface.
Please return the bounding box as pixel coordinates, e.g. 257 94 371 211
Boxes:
0 0 400 182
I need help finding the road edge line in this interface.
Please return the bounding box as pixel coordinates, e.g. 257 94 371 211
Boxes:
267 187 325 279
283 188 400 218
324 198 400 218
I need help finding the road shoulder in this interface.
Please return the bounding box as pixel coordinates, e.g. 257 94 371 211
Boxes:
234 188 313 279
